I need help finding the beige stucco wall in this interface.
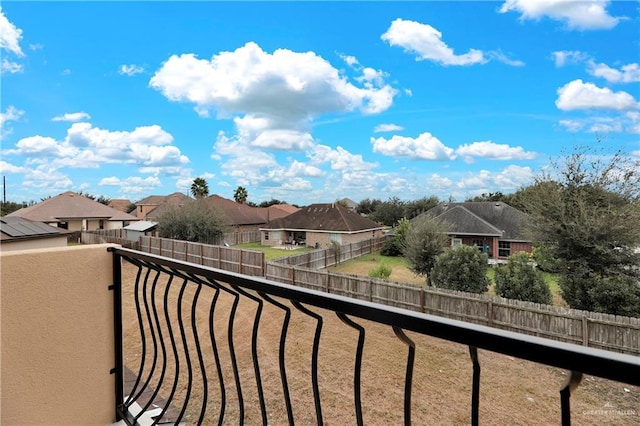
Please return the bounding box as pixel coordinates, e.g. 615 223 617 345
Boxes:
0 244 116 425
0 236 68 252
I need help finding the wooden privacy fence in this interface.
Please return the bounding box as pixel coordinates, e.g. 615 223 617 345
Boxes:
81 231 140 249
270 237 385 269
265 263 640 356
139 236 265 277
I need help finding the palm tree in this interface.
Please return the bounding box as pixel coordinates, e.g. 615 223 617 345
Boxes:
233 186 248 204
190 177 209 199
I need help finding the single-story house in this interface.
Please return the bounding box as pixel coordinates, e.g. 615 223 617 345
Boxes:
107 198 133 213
419 201 532 260
6 191 139 231
135 192 191 219
201 195 299 233
260 203 384 248
0 216 70 251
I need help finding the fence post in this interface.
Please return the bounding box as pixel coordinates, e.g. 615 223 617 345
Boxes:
159 238 162 256
240 249 244 275
291 267 296 286
326 271 331 293
582 316 588 347
420 288 425 313
488 301 494 326
369 278 373 302
200 243 204 265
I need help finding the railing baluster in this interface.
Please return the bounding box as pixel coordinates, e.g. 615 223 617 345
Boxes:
124 262 149 409
336 312 365 426
206 284 226 425
232 285 268 426
560 370 583 426
469 346 480 426
132 269 165 422
174 277 194 424
292 301 324 426
156 273 181 421
259 292 294 426
393 326 415 426
223 285 245 424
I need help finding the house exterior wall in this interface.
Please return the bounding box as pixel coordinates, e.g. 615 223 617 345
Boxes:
0 236 68 252
0 244 116 424
308 230 382 249
447 235 532 260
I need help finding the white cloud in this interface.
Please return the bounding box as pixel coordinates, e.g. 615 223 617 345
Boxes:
0 160 27 174
99 175 162 191
381 18 486 66
555 79 639 111
455 141 537 162
371 132 456 160
587 61 640 84
22 166 73 190
28 43 43 51
62 69 71 75
339 54 359 67
559 119 584 132
491 165 535 190
487 51 525 67
499 0 621 30
0 7 24 56
374 123 404 133
0 105 24 138
552 50 588 67
1 58 22 74
52 112 91 122
119 64 145 76
5 123 189 172
150 41 396 119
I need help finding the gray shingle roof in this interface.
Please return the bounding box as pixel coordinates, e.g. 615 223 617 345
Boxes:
423 202 530 241
262 203 383 232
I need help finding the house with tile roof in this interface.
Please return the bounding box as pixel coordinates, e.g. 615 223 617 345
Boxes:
107 198 133 213
419 201 532 260
198 195 299 231
260 202 384 248
7 191 139 231
0 216 70 251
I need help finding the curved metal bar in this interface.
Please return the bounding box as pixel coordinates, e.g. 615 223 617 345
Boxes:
393 326 415 426
207 285 226 426
154 273 181 422
132 269 163 422
174 276 194 424
185 274 208 425
292 300 324 426
336 312 365 426
259 292 294 426
560 370 583 426
468 346 480 426
232 285 268 425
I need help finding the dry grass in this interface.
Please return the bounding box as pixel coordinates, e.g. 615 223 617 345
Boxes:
121 262 639 425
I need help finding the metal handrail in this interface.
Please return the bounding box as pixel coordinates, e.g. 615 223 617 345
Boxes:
110 246 639 425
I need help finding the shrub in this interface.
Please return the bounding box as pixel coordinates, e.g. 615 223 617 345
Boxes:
430 245 489 293
369 262 392 279
589 274 640 317
495 252 552 304
380 238 403 256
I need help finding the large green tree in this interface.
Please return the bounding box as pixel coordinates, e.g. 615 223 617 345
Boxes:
190 177 209 199
369 196 405 226
520 144 640 314
404 215 450 285
156 199 227 244
403 196 439 220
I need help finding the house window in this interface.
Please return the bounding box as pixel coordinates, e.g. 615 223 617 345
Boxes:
58 221 68 229
99 220 104 229
472 239 484 252
451 238 462 248
330 234 342 244
498 241 511 258
264 231 269 241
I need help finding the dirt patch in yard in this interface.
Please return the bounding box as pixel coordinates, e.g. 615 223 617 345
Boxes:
121 261 638 425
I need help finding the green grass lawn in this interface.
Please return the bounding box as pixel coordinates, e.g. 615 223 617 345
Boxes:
235 242 314 260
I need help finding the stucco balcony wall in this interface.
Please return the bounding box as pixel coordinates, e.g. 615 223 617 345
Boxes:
1 244 116 425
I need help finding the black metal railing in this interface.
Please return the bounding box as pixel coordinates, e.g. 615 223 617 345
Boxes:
109 247 639 425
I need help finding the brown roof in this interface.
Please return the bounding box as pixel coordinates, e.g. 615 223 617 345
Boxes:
107 199 132 212
261 203 383 232
6 191 139 223
136 192 191 206
203 195 267 225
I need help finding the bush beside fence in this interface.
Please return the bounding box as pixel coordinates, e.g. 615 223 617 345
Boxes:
265 262 640 356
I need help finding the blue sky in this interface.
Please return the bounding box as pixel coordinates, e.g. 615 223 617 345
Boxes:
1 1 638 205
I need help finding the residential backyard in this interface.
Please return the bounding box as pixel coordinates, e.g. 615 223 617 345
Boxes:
327 253 568 307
